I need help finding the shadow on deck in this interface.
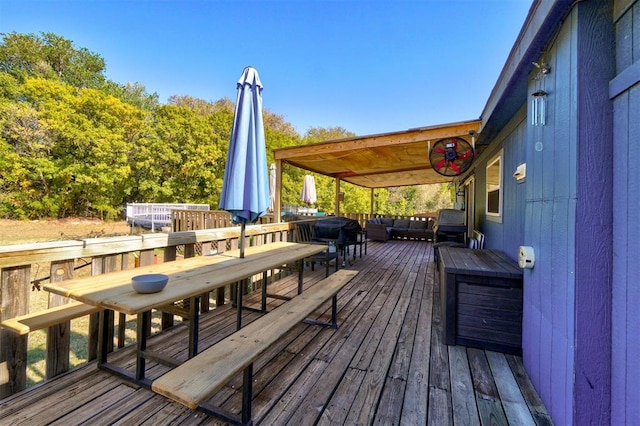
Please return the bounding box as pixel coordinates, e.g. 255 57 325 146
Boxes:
0 240 552 425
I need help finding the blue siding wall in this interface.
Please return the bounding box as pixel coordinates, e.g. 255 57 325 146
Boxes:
479 4 615 424
611 1 640 423
477 115 527 260
522 13 577 426
522 3 615 424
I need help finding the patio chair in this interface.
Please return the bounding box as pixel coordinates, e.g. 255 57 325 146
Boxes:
294 223 339 277
434 230 485 271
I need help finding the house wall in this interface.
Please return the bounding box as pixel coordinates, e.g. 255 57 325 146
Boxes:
472 3 616 424
473 109 528 259
520 3 615 425
611 0 640 424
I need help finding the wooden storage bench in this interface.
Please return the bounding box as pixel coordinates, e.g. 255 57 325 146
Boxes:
438 246 523 355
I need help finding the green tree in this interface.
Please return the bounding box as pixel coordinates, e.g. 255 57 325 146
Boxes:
147 103 226 205
0 32 106 88
102 81 159 111
0 77 150 218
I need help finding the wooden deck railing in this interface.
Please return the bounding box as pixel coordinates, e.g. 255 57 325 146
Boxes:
171 209 276 231
0 221 301 398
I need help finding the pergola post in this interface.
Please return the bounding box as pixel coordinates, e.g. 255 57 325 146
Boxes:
370 188 375 217
335 178 341 217
275 160 282 222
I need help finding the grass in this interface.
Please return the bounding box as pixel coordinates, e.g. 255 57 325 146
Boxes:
0 219 150 387
0 218 135 245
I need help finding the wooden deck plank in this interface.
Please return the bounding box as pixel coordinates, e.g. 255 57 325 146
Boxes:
428 284 453 424
487 351 537 426
505 354 554 426
0 240 551 426
449 345 481 425
401 280 433 424
467 348 509 425
266 287 375 424
260 241 412 425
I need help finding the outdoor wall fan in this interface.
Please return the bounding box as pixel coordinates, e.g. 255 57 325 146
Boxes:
428 137 475 176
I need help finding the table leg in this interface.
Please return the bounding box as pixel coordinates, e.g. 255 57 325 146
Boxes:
188 296 200 358
97 309 110 366
261 271 268 312
136 310 151 381
236 281 243 330
298 259 304 295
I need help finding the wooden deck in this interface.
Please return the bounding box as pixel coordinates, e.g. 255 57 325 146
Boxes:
0 240 552 425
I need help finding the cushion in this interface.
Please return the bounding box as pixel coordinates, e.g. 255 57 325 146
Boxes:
393 219 410 229
380 218 394 226
409 220 427 230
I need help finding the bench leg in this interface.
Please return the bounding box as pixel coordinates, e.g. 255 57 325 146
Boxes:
331 294 338 328
242 363 253 425
197 363 254 425
304 294 339 329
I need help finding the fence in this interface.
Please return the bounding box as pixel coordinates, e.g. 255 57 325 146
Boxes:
126 203 210 231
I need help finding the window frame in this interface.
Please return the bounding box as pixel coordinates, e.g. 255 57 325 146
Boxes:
485 150 503 220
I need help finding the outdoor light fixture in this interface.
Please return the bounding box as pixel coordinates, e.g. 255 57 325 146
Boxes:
531 90 548 126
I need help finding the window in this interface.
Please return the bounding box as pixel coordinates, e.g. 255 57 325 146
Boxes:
486 152 502 218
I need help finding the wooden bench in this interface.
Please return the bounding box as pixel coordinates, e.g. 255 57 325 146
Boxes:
1 301 100 335
151 268 359 425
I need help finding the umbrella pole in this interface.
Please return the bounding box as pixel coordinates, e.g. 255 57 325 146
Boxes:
240 222 246 258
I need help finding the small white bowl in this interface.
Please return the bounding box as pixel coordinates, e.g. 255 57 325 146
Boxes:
131 274 168 294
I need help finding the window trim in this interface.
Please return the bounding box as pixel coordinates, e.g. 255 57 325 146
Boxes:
485 150 503 220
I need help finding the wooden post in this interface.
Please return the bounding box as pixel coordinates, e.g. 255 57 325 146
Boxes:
370 188 375 216
46 260 74 379
0 265 30 397
215 241 226 307
139 249 155 337
199 243 212 313
88 254 120 359
335 177 341 217
275 160 282 223
161 246 178 329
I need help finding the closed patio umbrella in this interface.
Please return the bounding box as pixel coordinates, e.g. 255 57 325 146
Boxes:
301 174 317 205
219 66 269 258
268 163 276 213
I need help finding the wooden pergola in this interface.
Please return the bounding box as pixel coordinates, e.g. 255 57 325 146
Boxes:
272 119 482 217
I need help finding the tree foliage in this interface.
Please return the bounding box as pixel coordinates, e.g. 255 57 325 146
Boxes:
0 32 106 88
0 32 451 220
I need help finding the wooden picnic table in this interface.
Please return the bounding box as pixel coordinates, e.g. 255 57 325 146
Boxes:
43 241 326 385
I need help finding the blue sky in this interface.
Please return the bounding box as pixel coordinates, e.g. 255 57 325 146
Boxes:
1 0 532 136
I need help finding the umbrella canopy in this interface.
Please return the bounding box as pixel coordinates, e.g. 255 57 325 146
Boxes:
268 163 276 212
219 66 269 256
301 174 317 205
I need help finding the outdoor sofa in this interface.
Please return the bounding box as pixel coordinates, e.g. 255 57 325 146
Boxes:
366 217 434 242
